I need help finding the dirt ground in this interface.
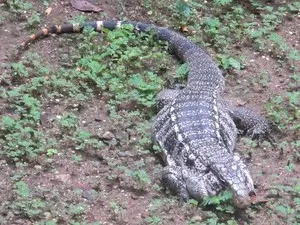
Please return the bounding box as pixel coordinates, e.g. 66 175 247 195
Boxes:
0 0 299 225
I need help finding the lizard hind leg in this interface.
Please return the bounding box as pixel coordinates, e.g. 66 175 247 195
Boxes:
228 106 276 147
161 165 225 202
185 171 224 200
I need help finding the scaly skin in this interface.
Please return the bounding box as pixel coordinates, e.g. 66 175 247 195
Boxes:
18 20 273 208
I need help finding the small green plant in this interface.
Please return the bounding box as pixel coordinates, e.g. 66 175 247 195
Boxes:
175 63 189 79
68 15 87 25
201 190 235 214
26 11 40 28
216 54 242 71
131 169 151 186
190 211 238 225
67 203 86 216
285 159 295 172
11 62 29 78
46 148 58 157
73 25 169 109
275 204 294 215
109 201 124 220
133 120 153 148
74 130 105 151
36 221 58 225
14 181 30 197
10 180 46 219
58 112 78 133
0 15 4 25
6 0 32 13
0 115 47 161
202 17 220 38
148 198 164 212
170 0 203 25
268 33 288 51
266 183 300 223
265 90 300 137
288 50 300 62
71 155 82 162
214 0 232 6
145 216 161 225
118 166 151 189
258 71 270 88
10 198 46 219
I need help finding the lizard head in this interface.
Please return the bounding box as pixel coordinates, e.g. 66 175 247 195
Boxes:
208 151 255 209
232 191 254 208
229 169 255 208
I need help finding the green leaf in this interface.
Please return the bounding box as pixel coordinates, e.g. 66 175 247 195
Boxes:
2 116 16 127
275 204 293 215
294 197 300 205
14 181 30 197
11 62 29 77
228 57 241 70
288 50 300 61
214 0 233 6
175 63 189 78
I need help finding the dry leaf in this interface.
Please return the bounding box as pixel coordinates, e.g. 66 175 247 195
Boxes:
45 7 52 15
70 0 102 12
180 25 189 33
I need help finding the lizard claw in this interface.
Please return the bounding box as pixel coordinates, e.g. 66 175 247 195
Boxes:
247 125 276 149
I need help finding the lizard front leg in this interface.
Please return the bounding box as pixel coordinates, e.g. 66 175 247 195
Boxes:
228 106 275 147
155 85 184 110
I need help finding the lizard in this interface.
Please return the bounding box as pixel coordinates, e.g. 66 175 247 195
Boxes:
17 20 274 208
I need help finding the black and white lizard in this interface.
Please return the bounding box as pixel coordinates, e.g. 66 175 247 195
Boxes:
18 20 274 208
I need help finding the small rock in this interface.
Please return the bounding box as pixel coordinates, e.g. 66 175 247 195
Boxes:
101 131 115 140
191 215 202 222
44 212 52 219
98 167 108 173
82 190 94 200
131 194 139 200
55 174 71 183
40 112 53 127
34 165 42 170
13 219 30 225
237 100 247 106
252 83 262 93
118 151 134 157
0 160 7 165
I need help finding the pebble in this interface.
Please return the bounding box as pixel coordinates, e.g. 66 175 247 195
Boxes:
101 131 115 140
191 215 202 222
44 212 52 219
118 151 134 157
